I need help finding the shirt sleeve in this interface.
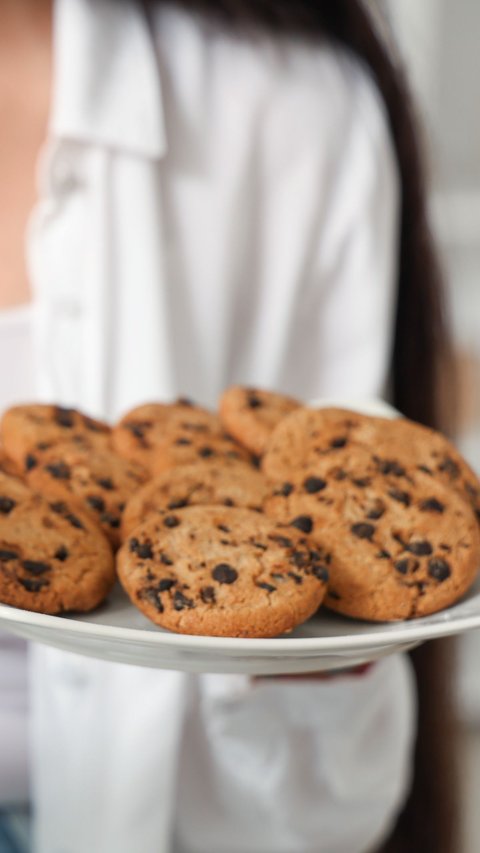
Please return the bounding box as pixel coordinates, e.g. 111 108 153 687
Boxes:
175 655 416 853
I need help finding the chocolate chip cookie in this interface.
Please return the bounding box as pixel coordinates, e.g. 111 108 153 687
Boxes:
265 457 480 621
117 506 328 637
262 407 480 524
1 404 111 472
121 460 270 540
219 386 300 457
0 470 114 613
26 442 148 548
112 399 220 468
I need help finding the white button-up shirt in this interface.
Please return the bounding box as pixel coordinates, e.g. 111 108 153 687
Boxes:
25 1 414 852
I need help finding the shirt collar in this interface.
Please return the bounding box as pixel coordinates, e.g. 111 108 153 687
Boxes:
51 0 166 158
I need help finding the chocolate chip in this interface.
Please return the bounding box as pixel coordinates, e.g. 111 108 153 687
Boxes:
376 549 391 559
351 523 375 541
304 476 327 494
50 501 84 529
100 512 120 529
247 392 262 409
175 437 192 446
377 459 406 477
406 540 433 556
212 564 238 584
0 550 17 562
291 516 313 534
18 577 49 592
217 524 231 533
97 477 114 491
198 447 214 458
25 454 38 471
200 586 216 604
128 424 146 440
394 559 410 575
54 546 69 562
173 590 195 610
290 550 309 568
398 558 419 574
158 578 175 591
0 497 16 514
269 535 294 548
287 572 303 585
353 477 371 488
328 589 341 600
311 548 329 563
439 456 460 479
137 542 154 560
257 581 276 593
84 416 108 433
55 407 75 428
168 499 188 510
420 498 445 513
160 553 173 566
330 436 347 448
279 482 293 497
428 558 451 582
366 501 386 520
252 541 268 551
311 565 329 582
223 498 235 507
143 588 164 612
22 560 51 575
333 469 347 480
45 462 71 480
418 465 433 475
388 489 411 507
86 495 105 513
164 515 180 528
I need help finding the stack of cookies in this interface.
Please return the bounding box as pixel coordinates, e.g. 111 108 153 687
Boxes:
0 390 479 638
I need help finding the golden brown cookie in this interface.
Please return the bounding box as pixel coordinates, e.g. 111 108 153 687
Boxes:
219 386 300 457
112 399 219 468
1 404 111 472
262 407 480 523
265 456 480 621
117 506 328 637
262 407 378 481
25 442 148 548
150 422 252 475
0 470 114 613
121 460 270 540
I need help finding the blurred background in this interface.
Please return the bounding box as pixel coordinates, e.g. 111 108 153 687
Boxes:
381 2 480 850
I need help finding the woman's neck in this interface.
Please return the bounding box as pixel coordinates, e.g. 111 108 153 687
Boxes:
0 0 53 310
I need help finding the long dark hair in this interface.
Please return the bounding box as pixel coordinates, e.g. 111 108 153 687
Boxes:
149 2 458 850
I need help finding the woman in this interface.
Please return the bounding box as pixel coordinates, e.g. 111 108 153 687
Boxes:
0 1 457 851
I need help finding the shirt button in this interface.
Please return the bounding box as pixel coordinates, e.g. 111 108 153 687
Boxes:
51 153 83 196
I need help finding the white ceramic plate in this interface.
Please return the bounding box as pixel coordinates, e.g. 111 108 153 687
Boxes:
0 398 478 675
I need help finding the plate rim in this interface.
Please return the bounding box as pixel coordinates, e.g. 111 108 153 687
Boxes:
0 598 479 654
